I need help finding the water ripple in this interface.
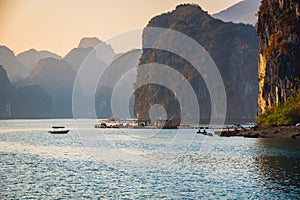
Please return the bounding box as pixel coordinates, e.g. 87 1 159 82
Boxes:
0 120 299 199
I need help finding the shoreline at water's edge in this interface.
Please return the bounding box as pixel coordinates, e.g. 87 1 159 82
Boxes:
220 126 300 139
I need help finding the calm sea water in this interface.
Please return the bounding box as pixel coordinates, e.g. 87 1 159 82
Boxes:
0 119 299 199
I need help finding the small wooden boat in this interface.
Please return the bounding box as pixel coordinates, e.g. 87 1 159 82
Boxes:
48 126 69 134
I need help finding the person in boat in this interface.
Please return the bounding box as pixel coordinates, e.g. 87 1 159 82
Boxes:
203 128 207 135
197 128 207 135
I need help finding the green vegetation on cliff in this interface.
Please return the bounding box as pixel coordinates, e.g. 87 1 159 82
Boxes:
257 91 300 126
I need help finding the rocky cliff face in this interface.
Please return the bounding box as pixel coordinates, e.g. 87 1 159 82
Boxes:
257 0 300 115
134 4 259 124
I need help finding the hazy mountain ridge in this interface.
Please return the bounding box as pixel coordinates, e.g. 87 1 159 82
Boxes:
0 46 27 81
63 47 94 71
64 37 116 72
0 5 260 120
1 40 138 119
20 57 76 117
95 49 141 119
17 48 61 75
0 65 52 118
78 37 102 48
12 37 118 118
213 0 260 25
77 37 116 64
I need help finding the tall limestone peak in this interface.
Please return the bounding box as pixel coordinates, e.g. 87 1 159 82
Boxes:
70 37 116 66
0 46 26 81
147 4 212 28
134 3 259 124
257 0 300 115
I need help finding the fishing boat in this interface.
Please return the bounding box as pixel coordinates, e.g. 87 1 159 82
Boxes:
48 126 69 134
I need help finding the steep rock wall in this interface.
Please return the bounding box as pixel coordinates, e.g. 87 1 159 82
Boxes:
134 4 259 124
257 0 300 114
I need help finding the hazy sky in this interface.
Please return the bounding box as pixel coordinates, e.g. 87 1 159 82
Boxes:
0 0 242 56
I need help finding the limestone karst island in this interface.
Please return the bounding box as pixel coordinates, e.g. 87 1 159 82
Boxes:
0 0 300 199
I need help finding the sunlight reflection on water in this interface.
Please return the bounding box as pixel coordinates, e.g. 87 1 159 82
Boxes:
0 120 299 199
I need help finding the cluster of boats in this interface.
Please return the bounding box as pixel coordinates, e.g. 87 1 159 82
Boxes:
48 118 251 136
93 118 252 136
94 119 139 128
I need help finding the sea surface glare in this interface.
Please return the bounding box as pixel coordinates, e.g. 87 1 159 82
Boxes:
0 119 299 199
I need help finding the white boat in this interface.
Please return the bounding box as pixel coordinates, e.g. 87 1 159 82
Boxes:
48 126 69 134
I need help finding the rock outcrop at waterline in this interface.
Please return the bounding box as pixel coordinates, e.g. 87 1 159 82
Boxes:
257 0 300 115
219 125 300 139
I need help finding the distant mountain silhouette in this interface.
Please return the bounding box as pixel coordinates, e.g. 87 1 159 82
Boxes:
213 0 260 25
18 58 76 117
13 85 53 118
17 48 61 75
0 46 27 81
64 47 94 71
0 10 260 121
0 65 52 118
95 49 141 119
2 37 120 119
78 37 116 64
78 37 102 48
64 37 116 71
66 49 109 118
0 65 15 118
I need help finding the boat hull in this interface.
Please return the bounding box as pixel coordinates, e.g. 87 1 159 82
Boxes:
48 130 69 134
